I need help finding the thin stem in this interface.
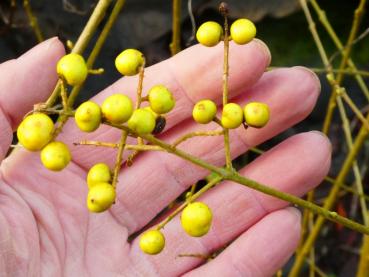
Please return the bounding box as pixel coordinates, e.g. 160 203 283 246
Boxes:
170 0 181 55
340 90 369 131
268 66 369 78
221 5 232 169
173 129 224 147
23 0 43 42
112 131 128 189
59 80 68 112
74 140 162 151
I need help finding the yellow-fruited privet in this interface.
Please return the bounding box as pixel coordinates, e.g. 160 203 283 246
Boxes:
192 100 217 124
196 21 223 47
181 202 213 237
230 18 256 45
40 141 71 171
75 101 101 132
87 163 111 189
86 182 116 213
57 53 88 86
17 113 54 151
115 49 144 76
127 108 156 135
101 94 133 124
221 103 243 129
148 85 175 114
243 102 270 128
139 230 165 255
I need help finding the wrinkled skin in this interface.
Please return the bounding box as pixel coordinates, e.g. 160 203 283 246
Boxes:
0 38 330 276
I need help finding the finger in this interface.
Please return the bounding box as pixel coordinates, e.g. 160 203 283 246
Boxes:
59 40 271 168
0 38 65 159
128 132 330 276
184 207 301 277
109 67 320 233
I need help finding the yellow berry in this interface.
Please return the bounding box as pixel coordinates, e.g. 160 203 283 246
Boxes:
40 141 71 171
101 94 133 124
244 102 270 128
17 113 54 151
181 202 213 237
127 108 156 135
144 106 159 119
57 53 88 86
139 230 165 255
221 103 243 129
87 163 111 189
196 21 223 47
192 100 217 124
230 18 256 45
86 182 116 213
75 101 101 132
148 85 175 114
115 49 144 76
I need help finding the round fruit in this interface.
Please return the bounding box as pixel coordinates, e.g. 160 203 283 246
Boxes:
144 106 159 119
127 108 156 135
192 100 217 124
17 113 54 151
40 141 71 171
221 103 243 129
87 163 111 189
196 21 223 47
115 49 144 76
86 182 116 213
181 202 213 237
139 230 165 255
244 102 270 128
101 94 133 124
57 53 88 86
230 18 256 45
75 101 101 132
148 85 175 114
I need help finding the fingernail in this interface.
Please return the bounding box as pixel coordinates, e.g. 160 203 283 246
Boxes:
44 37 60 51
309 130 332 152
19 37 60 60
254 38 271 66
294 66 321 94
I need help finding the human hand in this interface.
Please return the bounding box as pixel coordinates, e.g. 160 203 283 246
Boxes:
0 37 330 276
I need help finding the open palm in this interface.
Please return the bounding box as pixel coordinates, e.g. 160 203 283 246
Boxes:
0 38 330 276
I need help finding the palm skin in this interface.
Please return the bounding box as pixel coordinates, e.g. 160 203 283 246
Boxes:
0 38 330 277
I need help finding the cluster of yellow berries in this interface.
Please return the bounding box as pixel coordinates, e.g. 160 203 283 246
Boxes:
16 12 270 257
17 48 175 216
196 18 256 47
139 201 213 255
193 99 270 129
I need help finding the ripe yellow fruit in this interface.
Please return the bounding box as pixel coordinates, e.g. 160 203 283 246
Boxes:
40 141 71 171
192 100 217 124
57 53 88 86
139 230 165 255
75 101 101 132
181 202 213 237
101 94 133 124
17 113 54 151
196 21 223 47
115 49 144 76
148 85 175 114
86 182 116 213
87 163 111 189
127 108 156 135
230 18 256 45
221 103 243 129
244 102 270 128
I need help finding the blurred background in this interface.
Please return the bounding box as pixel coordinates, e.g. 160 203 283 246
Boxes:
1 1 369 276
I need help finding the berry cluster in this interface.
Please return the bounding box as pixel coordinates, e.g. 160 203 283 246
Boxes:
16 8 270 256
